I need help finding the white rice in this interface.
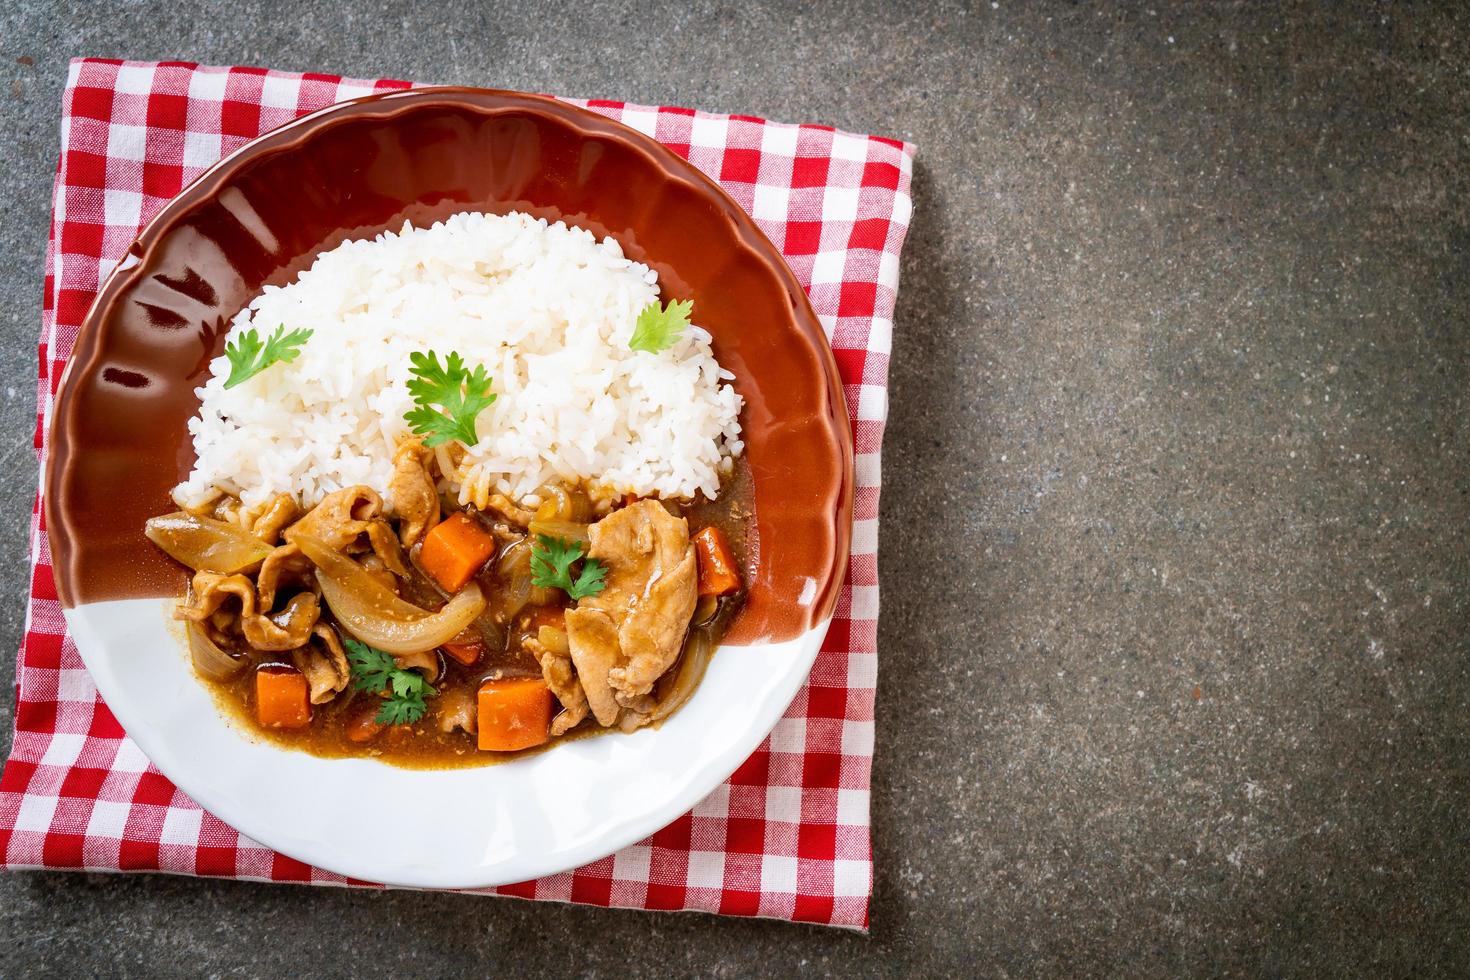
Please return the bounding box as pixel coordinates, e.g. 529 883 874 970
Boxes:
173 211 744 512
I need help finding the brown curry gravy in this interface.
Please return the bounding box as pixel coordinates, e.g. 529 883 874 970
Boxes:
202 464 755 769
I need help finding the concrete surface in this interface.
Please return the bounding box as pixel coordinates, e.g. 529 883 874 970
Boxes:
1 1 1467 976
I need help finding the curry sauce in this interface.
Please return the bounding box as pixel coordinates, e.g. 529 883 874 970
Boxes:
160 456 755 769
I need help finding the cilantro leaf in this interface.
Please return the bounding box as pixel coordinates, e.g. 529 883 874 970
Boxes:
344 635 435 726
376 695 429 727
629 299 693 354
530 533 580 587
530 534 608 601
566 555 608 601
390 669 431 700
404 350 495 448
223 325 312 389
345 636 396 693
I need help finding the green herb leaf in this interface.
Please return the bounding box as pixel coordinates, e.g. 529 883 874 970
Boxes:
629 299 693 354
389 669 431 700
376 695 429 727
404 350 495 448
223 325 313 389
344 635 435 726
566 555 608 601
529 533 579 588
530 534 608 601
345 637 396 693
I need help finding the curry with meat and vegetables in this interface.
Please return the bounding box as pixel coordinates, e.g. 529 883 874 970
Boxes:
145 441 750 767
147 220 753 768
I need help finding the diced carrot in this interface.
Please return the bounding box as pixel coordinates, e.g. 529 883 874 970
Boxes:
441 640 483 667
419 511 497 593
477 678 553 752
255 665 310 729
692 525 740 597
345 704 387 743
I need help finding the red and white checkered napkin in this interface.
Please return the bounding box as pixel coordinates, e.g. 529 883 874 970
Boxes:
0 59 914 929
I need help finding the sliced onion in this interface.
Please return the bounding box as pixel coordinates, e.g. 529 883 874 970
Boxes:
533 484 592 523
570 491 592 523
145 512 274 573
186 621 246 681
295 533 486 655
533 487 564 522
528 520 590 546
651 627 715 724
497 538 534 619
692 593 719 626
295 534 427 618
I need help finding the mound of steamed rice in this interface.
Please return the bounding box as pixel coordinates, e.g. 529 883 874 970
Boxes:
173 211 744 512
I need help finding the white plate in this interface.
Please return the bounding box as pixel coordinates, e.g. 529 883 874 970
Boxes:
65 598 828 887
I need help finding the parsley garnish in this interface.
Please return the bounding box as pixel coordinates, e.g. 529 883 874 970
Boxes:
530 534 608 601
347 639 397 694
345 636 435 726
223 325 313 388
629 299 693 354
404 350 496 448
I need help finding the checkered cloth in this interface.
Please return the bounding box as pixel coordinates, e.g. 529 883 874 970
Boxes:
0 59 914 929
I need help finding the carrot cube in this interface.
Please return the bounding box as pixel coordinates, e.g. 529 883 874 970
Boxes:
255 665 310 729
692 525 740 596
441 640 483 667
477 678 553 752
419 512 497 593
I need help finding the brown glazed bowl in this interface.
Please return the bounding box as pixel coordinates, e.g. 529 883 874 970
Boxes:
49 87 852 642
45 88 853 886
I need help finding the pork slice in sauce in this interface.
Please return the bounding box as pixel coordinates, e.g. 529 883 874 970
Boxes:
564 607 622 726
256 542 311 609
181 570 321 651
388 439 440 548
250 493 301 544
285 486 383 551
394 648 440 681
284 485 409 575
292 623 351 703
526 633 590 736
179 570 257 622
564 500 697 727
241 592 320 651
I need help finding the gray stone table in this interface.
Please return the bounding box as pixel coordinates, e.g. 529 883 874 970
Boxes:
1 2 1465 976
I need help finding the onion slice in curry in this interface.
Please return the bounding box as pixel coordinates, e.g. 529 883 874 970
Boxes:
185 621 247 681
526 519 590 545
144 512 275 574
650 626 716 724
294 533 486 655
495 538 535 619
